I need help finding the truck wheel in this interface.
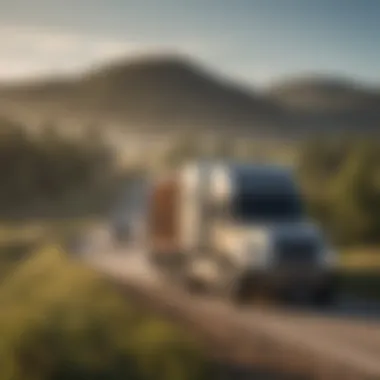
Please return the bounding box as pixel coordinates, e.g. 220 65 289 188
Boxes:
228 279 255 305
312 281 337 308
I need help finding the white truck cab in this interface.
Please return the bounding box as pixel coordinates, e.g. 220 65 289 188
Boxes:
181 161 338 305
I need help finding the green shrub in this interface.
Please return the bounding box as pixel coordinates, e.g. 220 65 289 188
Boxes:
0 245 208 380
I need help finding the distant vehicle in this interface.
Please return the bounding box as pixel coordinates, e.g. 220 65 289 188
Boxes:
144 160 338 305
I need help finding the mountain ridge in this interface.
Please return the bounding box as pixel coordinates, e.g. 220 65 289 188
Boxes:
0 54 379 136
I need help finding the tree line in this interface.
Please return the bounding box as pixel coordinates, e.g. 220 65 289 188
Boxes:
297 138 380 247
0 118 114 213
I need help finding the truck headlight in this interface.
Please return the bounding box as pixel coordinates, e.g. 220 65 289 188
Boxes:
321 248 339 268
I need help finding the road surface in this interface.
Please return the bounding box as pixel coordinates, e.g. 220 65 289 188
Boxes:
70 177 380 379
73 227 380 380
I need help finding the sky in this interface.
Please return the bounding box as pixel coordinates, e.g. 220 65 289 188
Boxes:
0 0 379 87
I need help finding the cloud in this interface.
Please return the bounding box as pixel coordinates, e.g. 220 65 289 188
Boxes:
0 25 211 80
0 24 272 87
0 25 137 79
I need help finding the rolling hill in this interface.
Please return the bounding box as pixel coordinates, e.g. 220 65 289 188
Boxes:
0 55 380 136
269 76 380 134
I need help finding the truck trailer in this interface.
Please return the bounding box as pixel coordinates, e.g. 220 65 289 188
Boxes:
145 160 338 305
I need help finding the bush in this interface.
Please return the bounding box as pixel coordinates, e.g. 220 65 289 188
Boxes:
297 138 380 247
0 245 208 380
0 118 114 212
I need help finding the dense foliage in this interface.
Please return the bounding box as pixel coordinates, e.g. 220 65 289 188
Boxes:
297 138 380 246
0 118 113 213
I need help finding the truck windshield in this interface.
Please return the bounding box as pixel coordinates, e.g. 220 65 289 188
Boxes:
232 190 304 222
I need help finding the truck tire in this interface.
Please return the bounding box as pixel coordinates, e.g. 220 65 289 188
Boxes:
229 277 276 306
227 276 257 305
311 276 338 308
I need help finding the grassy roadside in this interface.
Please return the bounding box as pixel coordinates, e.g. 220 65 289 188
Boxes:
340 247 380 271
0 218 99 241
338 272 380 300
0 229 212 380
0 218 100 283
337 247 380 301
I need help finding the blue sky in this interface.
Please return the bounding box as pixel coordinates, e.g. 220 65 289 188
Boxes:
0 0 379 86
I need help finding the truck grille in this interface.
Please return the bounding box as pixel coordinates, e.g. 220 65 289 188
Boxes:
275 237 318 266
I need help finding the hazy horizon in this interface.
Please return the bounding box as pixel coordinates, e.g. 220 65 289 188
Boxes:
0 0 379 88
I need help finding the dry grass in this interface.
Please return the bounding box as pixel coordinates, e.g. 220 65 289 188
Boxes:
340 247 380 271
0 214 105 256
338 247 380 300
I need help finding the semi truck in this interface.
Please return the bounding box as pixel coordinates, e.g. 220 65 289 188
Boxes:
144 160 338 305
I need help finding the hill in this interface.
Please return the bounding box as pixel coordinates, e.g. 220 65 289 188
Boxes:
269 76 380 134
0 55 289 135
1 55 380 136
